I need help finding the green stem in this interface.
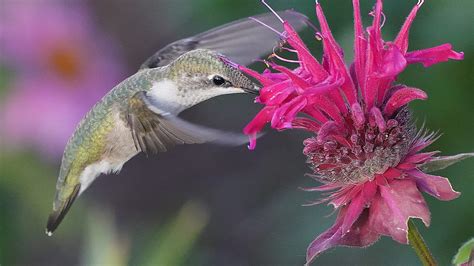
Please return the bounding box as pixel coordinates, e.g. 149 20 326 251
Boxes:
408 219 437 266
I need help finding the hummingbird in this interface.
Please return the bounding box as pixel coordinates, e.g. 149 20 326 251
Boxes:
46 10 309 235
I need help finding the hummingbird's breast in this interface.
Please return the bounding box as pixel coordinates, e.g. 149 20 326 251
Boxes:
103 105 139 163
57 70 157 189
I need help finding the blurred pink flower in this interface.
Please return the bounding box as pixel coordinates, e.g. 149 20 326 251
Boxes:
241 0 469 264
0 0 124 158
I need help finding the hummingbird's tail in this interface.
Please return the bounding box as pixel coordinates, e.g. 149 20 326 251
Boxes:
45 184 81 236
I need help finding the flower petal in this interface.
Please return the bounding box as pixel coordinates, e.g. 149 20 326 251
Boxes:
369 179 430 244
262 68 289 82
317 121 345 143
405 43 464 67
352 0 367 91
341 182 377 235
270 63 309 92
306 189 379 264
292 117 320 132
341 184 372 234
306 208 346 264
420 153 474 173
394 1 422 54
329 185 360 209
398 152 438 170
308 94 345 124
374 44 407 105
271 96 307 129
302 106 329 124
283 22 329 83
339 208 380 247
409 169 460 201
404 151 438 165
383 87 427 117
378 43 407 78
381 168 404 179
303 76 346 112
307 198 364 264
243 106 276 149
258 81 295 105
316 3 357 106
363 0 384 109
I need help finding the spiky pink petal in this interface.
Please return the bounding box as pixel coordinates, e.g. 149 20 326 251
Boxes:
352 0 367 90
363 0 385 109
303 76 344 96
270 63 309 92
243 106 276 150
308 95 344 124
394 1 422 54
258 81 294 105
271 96 307 129
283 22 328 83
404 152 439 165
315 3 357 106
405 43 464 67
384 87 427 117
302 106 329 124
292 117 320 132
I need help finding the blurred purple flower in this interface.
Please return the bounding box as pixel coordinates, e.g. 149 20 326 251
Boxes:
0 0 124 158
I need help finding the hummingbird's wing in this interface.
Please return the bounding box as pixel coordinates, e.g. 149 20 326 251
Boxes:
127 91 249 154
140 10 311 69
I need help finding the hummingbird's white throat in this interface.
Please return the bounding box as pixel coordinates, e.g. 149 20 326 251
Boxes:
148 79 244 115
148 79 184 114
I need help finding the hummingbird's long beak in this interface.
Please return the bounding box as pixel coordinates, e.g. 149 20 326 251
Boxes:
242 84 260 95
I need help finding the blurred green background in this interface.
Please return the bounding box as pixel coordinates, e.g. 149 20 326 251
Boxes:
0 0 472 265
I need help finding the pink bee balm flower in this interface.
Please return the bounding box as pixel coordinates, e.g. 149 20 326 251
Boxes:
241 0 471 264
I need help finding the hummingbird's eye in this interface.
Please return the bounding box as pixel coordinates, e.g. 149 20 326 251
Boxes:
212 75 226 86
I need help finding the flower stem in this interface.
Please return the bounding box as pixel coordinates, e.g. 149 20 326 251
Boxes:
408 219 437 266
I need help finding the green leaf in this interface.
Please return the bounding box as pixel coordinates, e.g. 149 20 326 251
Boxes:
452 238 474 266
420 153 474 173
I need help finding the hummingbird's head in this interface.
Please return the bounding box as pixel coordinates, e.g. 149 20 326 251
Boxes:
166 49 260 97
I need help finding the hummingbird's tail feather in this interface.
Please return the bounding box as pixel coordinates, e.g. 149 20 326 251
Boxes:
45 184 81 236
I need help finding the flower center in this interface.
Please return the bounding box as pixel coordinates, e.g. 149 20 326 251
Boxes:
48 46 82 80
304 108 415 184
